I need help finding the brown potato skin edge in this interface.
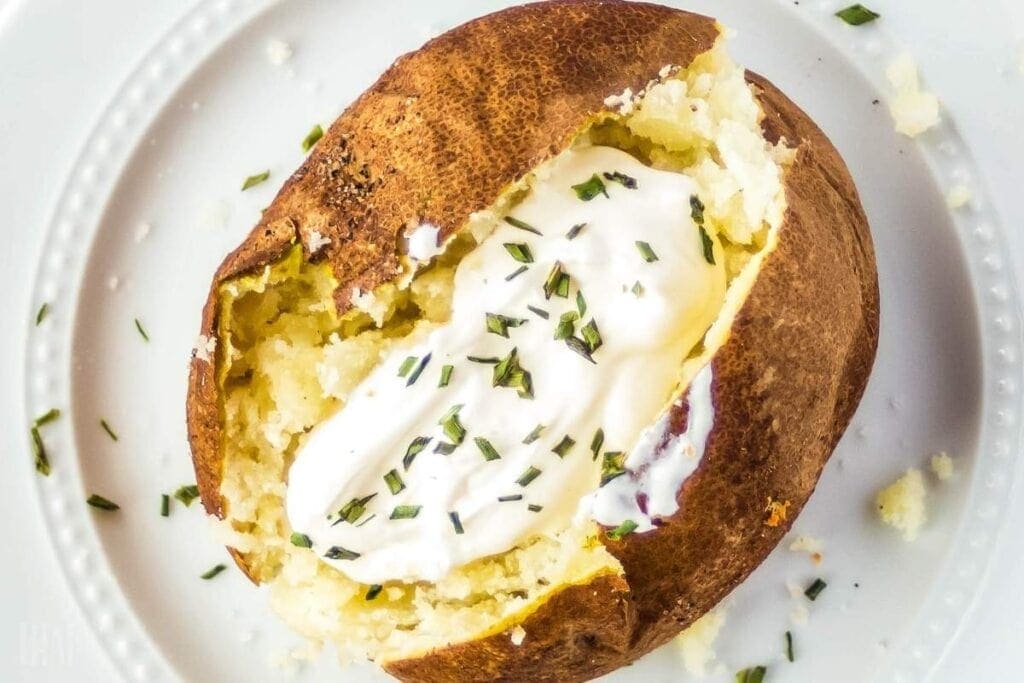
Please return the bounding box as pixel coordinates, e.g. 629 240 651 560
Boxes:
185 1 878 681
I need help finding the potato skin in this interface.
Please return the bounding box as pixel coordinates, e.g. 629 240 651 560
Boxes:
186 1 878 681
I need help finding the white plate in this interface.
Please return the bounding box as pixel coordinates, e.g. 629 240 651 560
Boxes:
20 0 1024 681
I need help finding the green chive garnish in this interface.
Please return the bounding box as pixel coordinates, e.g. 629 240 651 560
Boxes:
35 303 49 325
486 312 527 338
804 578 827 601
631 281 644 297
406 353 431 386
355 513 376 528
34 409 60 427
543 262 570 300
571 174 608 201
100 419 118 441
325 546 361 560
449 511 465 534
516 466 542 487
397 356 417 378
389 505 421 520
30 427 50 476
635 241 659 263
576 291 587 317
160 494 170 517
785 630 794 662
134 318 150 342
301 124 324 152
504 216 542 235
498 494 523 502
439 364 454 387
835 3 880 25
554 311 578 341
565 336 596 364
241 170 270 191
173 485 200 507
503 243 534 263
335 494 377 525
505 265 528 281
474 437 501 461
434 441 457 455
698 226 716 265
606 519 638 540
384 469 405 495
552 435 575 458
527 504 543 512
601 452 626 486
467 355 500 364
87 494 119 511
439 405 467 444
290 532 313 548
201 564 227 579
523 424 545 444
581 319 602 353
527 305 549 320
590 429 605 460
365 584 383 600
690 195 706 224
492 347 533 398
735 666 767 683
602 171 638 189
403 436 431 470
566 222 587 240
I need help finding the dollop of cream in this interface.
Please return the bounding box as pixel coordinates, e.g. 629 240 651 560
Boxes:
286 146 725 584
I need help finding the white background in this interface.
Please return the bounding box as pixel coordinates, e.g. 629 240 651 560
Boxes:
0 0 1021 680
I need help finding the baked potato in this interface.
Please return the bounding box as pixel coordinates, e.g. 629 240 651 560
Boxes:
186 1 878 680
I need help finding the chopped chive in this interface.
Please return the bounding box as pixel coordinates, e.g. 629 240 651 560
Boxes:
406 353 431 386
504 215 542 235
403 436 431 470
555 272 570 298
505 265 528 281
631 281 644 297
290 532 313 548
134 318 150 341
498 494 523 502
735 666 767 683
523 424 545 444
785 630 794 662
690 195 706 224
590 428 605 460
527 305 549 320
384 469 405 495
449 511 465 534
335 493 377 525
365 584 383 600
552 435 575 458
397 356 417 378
564 336 596 364
486 312 527 338
527 504 543 512
434 441 457 455
301 124 324 152
201 564 227 580
606 519 638 540
571 174 608 201
581 319 603 353
543 262 566 300
438 405 466 444
174 484 200 506
516 466 542 487
34 408 61 427
576 291 587 318
467 355 500 364
439 364 454 387
492 347 533 398
99 419 118 441
30 427 50 476
602 171 638 189
835 3 880 25
503 242 534 263
241 170 270 191
554 311 578 341
566 222 587 240
86 494 119 511
698 226 716 265
389 505 422 520
474 437 501 461
35 303 50 325
804 578 827 601
635 241 659 263
355 513 376 528
601 452 626 486
160 494 170 517
325 546 361 560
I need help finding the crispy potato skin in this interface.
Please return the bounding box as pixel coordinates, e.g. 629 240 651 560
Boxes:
185 1 878 680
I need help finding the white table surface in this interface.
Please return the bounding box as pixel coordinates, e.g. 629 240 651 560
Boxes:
0 0 1021 680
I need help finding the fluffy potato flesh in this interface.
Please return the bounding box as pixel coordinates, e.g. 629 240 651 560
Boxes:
212 41 788 664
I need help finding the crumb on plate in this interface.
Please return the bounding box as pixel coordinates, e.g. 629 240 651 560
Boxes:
789 534 824 564
266 38 293 66
930 452 954 481
674 606 727 675
885 53 940 137
876 468 926 541
946 185 972 209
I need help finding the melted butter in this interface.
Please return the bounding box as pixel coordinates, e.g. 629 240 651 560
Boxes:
286 145 726 584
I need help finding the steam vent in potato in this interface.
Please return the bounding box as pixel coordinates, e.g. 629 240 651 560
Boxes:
186 1 878 680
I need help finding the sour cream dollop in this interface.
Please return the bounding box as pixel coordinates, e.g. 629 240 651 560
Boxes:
286 145 726 584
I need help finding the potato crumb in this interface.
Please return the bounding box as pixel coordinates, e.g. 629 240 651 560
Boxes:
266 39 293 66
603 87 636 115
764 497 791 527
946 185 972 209
674 606 726 675
930 452 954 481
789 534 823 564
305 230 331 254
876 468 926 541
785 580 810 625
194 334 217 363
885 53 940 137
509 625 526 646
